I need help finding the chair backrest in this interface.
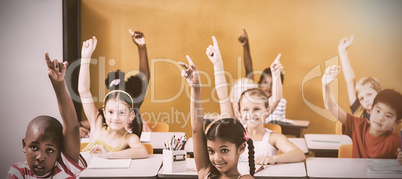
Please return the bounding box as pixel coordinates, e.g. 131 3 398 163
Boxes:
338 144 352 158
335 121 343 135
80 142 89 152
142 143 154 154
264 123 282 134
147 122 169 132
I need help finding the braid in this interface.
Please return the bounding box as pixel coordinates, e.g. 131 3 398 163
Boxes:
247 138 255 176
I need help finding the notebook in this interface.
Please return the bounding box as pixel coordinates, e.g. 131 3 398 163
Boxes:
367 159 402 172
87 155 132 169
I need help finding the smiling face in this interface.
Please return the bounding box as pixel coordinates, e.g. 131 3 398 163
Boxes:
239 95 269 128
369 102 398 134
357 86 378 113
23 129 60 176
103 99 132 131
259 75 273 97
207 138 244 174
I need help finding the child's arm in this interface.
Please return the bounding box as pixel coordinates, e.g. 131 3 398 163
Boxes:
267 54 283 115
338 36 356 105
129 29 150 84
255 133 305 165
322 65 347 124
78 37 99 127
178 56 211 175
206 36 235 118
90 134 148 159
45 53 80 163
238 27 254 81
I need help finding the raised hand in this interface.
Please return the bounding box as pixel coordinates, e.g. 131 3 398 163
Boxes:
238 27 249 46
322 65 341 86
255 156 276 165
81 36 97 58
205 36 222 64
338 35 354 51
178 55 200 88
129 29 145 46
270 53 283 77
45 53 67 82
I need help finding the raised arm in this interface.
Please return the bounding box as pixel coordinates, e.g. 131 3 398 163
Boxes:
129 29 150 83
78 37 98 126
322 65 347 124
178 56 211 175
238 27 254 81
338 36 356 105
267 54 283 115
45 53 80 163
206 36 235 118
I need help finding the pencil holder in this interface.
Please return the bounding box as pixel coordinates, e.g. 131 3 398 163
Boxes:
163 149 187 172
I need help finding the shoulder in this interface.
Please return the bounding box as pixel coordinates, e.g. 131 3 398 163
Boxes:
268 131 288 144
8 162 30 178
240 174 254 179
125 133 142 144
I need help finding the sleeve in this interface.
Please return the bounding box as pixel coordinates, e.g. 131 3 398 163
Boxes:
350 98 360 114
343 113 355 137
60 151 88 175
7 164 24 179
265 98 287 122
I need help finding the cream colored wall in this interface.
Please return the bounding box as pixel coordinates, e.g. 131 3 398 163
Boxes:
81 0 402 137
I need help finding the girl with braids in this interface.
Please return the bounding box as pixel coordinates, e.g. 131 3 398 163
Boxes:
179 55 255 179
78 33 148 159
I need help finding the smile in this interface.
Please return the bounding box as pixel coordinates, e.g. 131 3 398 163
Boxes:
214 162 227 168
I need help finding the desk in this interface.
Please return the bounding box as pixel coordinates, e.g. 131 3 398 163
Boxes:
280 119 310 137
305 134 352 157
306 158 402 179
80 154 163 178
158 158 306 178
140 132 186 153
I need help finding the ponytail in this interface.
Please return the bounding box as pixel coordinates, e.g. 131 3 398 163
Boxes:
247 139 255 177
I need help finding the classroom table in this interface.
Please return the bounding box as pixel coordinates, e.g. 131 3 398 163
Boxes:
280 119 310 138
80 154 163 179
158 158 307 178
306 157 402 179
140 132 186 153
305 134 352 157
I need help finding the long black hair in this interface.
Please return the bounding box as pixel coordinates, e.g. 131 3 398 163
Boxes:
97 70 146 138
205 118 255 177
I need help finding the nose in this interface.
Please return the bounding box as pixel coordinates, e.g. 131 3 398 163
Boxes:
214 153 223 163
36 151 45 162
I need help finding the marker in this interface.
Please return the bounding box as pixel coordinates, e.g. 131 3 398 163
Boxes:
255 165 267 173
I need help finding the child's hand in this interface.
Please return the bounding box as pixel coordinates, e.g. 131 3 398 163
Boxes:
45 53 67 82
178 55 200 88
322 65 341 86
205 36 222 64
338 35 353 51
129 29 145 47
398 148 402 165
79 127 89 138
90 145 108 158
270 53 283 77
81 36 97 58
255 156 277 165
238 27 249 46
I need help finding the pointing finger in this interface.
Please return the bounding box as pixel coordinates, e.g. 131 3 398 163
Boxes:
212 36 218 48
242 26 247 35
274 53 282 63
186 55 195 66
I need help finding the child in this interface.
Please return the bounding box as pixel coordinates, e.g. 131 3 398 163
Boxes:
7 53 87 178
207 36 304 165
78 29 152 137
78 35 148 158
322 65 402 158
338 35 382 120
179 55 255 178
238 27 287 123
230 78 258 120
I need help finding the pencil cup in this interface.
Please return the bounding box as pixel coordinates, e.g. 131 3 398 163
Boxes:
163 149 187 172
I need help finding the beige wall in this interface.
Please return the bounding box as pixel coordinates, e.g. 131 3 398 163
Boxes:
81 0 402 137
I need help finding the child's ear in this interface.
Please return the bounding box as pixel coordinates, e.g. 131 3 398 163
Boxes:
22 138 26 153
129 109 135 121
239 142 246 154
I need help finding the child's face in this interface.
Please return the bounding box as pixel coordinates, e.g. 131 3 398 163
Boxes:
239 96 269 127
357 87 378 112
207 138 245 174
104 99 132 131
369 102 398 133
260 75 272 97
22 129 60 176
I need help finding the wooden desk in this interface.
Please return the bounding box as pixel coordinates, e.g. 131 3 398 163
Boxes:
280 119 310 137
140 132 186 153
80 154 163 178
306 158 402 179
158 158 306 178
305 134 352 157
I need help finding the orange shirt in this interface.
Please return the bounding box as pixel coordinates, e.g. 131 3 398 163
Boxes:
343 114 400 158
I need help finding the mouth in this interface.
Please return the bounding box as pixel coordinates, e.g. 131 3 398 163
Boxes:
372 121 382 128
247 118 261 124
33 165 45 173
214 162 227 169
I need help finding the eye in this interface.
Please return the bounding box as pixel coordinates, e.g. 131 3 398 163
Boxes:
30 146 38 151
46 148 55 154
108 110 113 114
208 149 215 155
119 111 126 115
221 149 229 153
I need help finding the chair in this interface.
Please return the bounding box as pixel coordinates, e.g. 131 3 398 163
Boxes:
142 143 154 154
335 121 343 135
147 122 169 132
80 142 89 152
264 123 282 133
338 144 352 158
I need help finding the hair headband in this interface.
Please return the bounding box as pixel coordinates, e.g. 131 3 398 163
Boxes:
103 90 134 109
